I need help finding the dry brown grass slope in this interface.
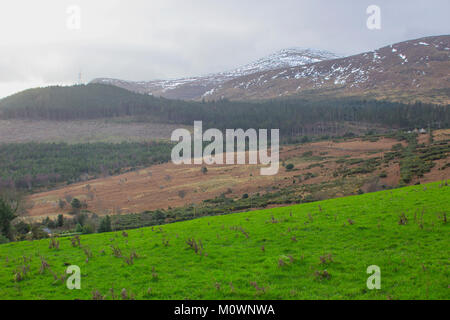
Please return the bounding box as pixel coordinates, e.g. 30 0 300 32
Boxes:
24 132 450 220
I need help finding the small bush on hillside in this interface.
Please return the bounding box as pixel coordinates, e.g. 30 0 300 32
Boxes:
75 223 83 233
379 172 388 178
71 198 82 209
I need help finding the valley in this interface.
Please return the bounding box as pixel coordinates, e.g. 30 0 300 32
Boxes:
0 2 448 304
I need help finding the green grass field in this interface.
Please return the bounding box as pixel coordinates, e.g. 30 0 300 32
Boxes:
0 181 448 300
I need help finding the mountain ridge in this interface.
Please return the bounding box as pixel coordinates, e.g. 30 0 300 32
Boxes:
205 35 450 104
91 48 340 100
92 35 450 104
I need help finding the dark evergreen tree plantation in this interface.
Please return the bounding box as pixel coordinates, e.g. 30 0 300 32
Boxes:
0 198 17 240
0 142 173 191
0 84 448 134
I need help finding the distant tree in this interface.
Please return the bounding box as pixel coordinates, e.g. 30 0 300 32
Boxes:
285 164 294 171
75 223 83 233
71 198 82 209
0 198 18 240
43 216 50 226
82 224 95 234
14 220 30 235
75 213 87 226
98 216 112 233
57 214 64 227
29 224 47 240
70 198 82 214
201 167 208 174
154 210 165 220
58 199 66 210
47 219 56 229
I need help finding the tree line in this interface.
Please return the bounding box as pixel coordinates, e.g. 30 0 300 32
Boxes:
0 84 448 136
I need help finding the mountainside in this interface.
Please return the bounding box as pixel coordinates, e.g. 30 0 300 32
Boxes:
205 35 450 104
90 36 450 104
91 48 340 100
1 83 448 131
0 84 168 120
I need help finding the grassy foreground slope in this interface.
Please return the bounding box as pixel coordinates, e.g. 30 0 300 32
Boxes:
1 182 449 300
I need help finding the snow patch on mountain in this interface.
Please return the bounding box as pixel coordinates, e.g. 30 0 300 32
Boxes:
92 48 341 99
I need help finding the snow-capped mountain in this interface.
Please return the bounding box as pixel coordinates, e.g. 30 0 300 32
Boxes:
91 36 450 104
204 35 450 104
91 48 340 100
219 48 340 77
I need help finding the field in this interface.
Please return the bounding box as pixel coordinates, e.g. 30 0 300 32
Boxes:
25 133 449 219
0 118 187 144
0 181 448 300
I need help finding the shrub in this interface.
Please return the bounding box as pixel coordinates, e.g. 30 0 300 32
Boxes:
75 223 83 233
58 199 66 210
285 163 294 170
71 198 82 209
82 224 95 234
379 172 388 178
71 235 81 247
48 237 60 249
314 270 331 280
14 221 31 235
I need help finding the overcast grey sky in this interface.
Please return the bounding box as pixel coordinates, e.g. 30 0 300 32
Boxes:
0 0 448 98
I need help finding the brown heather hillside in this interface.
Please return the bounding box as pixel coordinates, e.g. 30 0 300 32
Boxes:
24 131 450 220
205 35 450 104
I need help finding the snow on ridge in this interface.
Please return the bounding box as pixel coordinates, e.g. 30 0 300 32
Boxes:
198 48 342 96
96 47 341 95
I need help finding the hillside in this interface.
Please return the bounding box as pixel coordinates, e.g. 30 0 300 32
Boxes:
0 84 169 121
91 48 340 100
23 131 450 220
0 182 448 299
205 35 450 104
1 84 448 134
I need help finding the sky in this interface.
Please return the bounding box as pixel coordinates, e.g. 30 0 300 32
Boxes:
0 0 448 98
